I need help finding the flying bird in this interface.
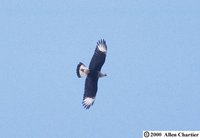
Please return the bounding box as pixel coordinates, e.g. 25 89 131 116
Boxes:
76 39 107 109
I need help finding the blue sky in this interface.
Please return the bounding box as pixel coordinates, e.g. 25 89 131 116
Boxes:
0 0 200 137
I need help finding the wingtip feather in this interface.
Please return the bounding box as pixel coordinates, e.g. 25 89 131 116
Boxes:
96 39 107 53
82 97 95 109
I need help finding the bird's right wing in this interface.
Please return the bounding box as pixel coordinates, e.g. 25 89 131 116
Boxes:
89 39 107 71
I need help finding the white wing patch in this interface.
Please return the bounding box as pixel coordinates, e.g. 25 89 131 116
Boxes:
82 97 95 109
97 39 107 53
98 44 107 53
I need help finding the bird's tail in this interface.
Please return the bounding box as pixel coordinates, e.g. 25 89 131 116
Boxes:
76 62 90 78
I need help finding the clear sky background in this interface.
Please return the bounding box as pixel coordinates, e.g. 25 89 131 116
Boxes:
0 0 200 137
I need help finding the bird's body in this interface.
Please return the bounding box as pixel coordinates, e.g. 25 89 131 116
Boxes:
76 39 107 109
84 70 99 98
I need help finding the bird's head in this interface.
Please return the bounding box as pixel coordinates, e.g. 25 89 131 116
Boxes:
98 72 107 78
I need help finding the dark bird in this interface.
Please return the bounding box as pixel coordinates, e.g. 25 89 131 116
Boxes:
76 39 107 109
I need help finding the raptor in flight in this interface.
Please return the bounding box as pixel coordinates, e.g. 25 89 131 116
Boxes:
76 39 107 109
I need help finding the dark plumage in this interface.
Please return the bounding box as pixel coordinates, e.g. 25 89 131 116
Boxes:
76 39 107 109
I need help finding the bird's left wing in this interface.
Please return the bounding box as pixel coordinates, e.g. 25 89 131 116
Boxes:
82 75 98 109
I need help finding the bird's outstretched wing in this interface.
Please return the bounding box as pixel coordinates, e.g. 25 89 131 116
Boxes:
82 39 107 109
82 75 98 109
89 39 107 71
